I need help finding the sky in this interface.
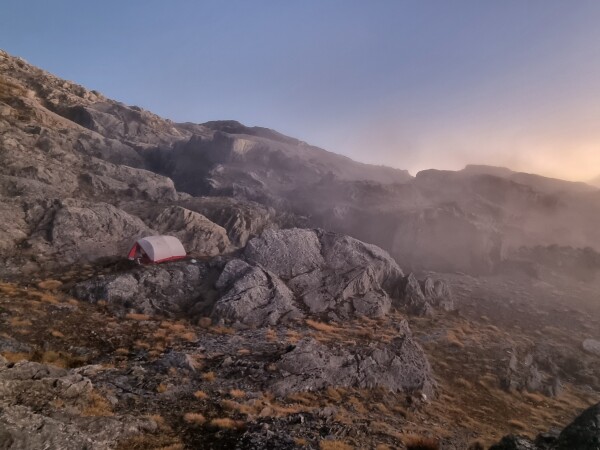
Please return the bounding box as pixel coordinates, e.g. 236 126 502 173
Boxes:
1 1 600 181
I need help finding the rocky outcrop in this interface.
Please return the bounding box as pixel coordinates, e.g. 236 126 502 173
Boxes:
393 273 455 316
27 200 152 265
272 336 434 397
241 228 403 322
490 402 600 450
0 356 154 450
155 205 231 256
500 349 562 398
212 259 303 327
73 260 213 316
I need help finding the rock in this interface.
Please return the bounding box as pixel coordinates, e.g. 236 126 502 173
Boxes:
212 259 303 327
28 200 152 265
556 402 600 449
0 357 152 450
155 205 231 256
241 228 403 320
72 261 211 316
582 339 600 357
272 336 434 397
500 349 562 398
244 228 324 279
396 273 432 316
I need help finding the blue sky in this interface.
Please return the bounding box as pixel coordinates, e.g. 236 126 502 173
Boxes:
2 1 600 180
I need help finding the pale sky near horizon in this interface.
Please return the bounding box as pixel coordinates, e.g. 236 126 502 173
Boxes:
1 1 600 181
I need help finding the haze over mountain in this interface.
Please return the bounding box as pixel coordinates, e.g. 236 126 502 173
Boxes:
2 45 600 450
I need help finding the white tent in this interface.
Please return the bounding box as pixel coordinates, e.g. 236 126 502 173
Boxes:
127 235 186 263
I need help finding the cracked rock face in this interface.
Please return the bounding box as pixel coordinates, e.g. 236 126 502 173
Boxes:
272 336 434 397
394 273 455 316
155 205 231 257
212 259 303 327
223 228 403 324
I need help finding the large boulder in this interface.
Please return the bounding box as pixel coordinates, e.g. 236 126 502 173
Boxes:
155 205 231 256
556 402 600 449
239 228 403 321
212 259 303 327
28 200 152 264
272 336 434 397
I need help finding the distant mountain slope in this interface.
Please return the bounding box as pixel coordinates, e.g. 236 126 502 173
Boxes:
2 48 600 275
589 175 600 188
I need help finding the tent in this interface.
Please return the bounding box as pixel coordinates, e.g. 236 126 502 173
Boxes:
127 235 187 264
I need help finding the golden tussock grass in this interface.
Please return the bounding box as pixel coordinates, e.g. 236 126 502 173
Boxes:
1 352 30 363
157 383 168 393
37 279 63 290
230 389 246 398
50 329 65 338
115 347 129 356
445 330 464 348
507 419 528 430
126 313 151 321
402 434 439 450
237 348 251 355
265 328 277 342
9 317 32 327
306 319 339 333
209 325 235 335
193 390 208 400
209 417 245 429
82 390 114 416
294 437 308 446
183 412 206 425
319 440 354 450
201 371 216 382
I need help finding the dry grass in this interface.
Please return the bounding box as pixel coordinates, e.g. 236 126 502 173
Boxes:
209 417 245 429
265 328 278 342
306 319 339 333
37 279 63 290
125 313 151 321
9 317 32 327
209 325 235 335
157 383 168 393
193 390 208 400
445 330 464 348
230 389 246 399
82 390 114 416
319 440 354 450
507 419 527 431
201 371 216 382
1 352 30 363
403 434 439 450
183 412 206 426
50 329 65 338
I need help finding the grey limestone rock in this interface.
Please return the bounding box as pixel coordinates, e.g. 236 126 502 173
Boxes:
155 205 231 256
272 336 434 397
